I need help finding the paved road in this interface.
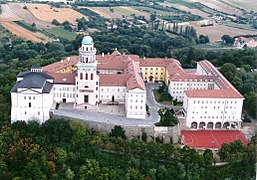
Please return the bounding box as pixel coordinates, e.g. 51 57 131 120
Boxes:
53 83 183 126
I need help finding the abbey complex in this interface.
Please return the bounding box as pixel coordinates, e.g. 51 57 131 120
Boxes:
11 36 244 130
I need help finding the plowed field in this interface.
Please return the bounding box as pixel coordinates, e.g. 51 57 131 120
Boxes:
27 4 88 23
1 21 50 43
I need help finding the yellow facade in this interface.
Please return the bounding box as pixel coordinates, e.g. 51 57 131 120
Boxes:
140 66 166 82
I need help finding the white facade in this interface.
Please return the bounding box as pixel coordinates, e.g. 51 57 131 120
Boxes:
75 36 100 109
125 88 146 119
11 73 54 123
183 95 243 129
100 86 126 104
53 84 76 103
168 81 215 102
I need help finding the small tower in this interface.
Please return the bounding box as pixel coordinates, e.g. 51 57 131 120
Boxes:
75 36 99 109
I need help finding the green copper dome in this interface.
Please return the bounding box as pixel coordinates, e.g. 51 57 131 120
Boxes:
82 36 93 45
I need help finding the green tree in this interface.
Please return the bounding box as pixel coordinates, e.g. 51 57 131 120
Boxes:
78 159 101 180
52 19 60 26
110 125 126 139
221 35 233 45
65 168 75 180
203 149 213 166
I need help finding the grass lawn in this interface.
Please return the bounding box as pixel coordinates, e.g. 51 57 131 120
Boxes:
45 27 77 41
153 90 173 105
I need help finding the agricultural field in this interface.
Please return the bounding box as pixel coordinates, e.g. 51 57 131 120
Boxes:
85 6 150 19
0 21 50 43
219 0 257 12
189 22 257 42
27 4 87 23
8 3 54 29
45 27 77 41
187 0 244 16
134 6 180 17
160 2 211 19
0 4 22 22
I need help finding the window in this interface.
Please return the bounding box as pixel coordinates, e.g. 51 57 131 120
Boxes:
80 73 83 80
91 73 93 80
96 87 98 91
24 96 26 100
29 102 31 108
25 111 27 115
96 82 98 85
85 73 88 80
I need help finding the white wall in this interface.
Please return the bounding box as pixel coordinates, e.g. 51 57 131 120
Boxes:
99 86 126 104
183 94 244 129
125 88 146 119
53 84 76 103
11 89 54 123
168 81 214 102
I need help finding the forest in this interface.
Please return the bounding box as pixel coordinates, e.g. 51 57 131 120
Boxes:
0 118 255 179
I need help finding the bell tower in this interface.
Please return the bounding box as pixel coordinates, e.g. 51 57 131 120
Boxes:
75 36 99 109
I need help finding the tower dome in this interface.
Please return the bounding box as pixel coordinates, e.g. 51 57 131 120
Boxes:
82 35 93 45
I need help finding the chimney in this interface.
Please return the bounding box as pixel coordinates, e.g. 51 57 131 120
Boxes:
108 52 110 55
102 52 104 57
67 57 70 61
143 56 146 60
61 60 64 63
123 52 125 55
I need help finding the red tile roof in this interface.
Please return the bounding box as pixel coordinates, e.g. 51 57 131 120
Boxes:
185 60 243 98
46 72 76 84
43 56 79 73
99 74 130 86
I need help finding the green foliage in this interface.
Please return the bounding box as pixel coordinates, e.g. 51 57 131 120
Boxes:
252 20 257 29
221 34 234 45
80 26 191 57
154 84 173 105
110 125 126 139
45 27 77 41
52 19 60 26
0 119 255 179
203 149 213 166
199 35 209 44
14 21 38 32
156 109 178 126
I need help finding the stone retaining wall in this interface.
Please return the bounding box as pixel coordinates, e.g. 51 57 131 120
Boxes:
53 114 181 143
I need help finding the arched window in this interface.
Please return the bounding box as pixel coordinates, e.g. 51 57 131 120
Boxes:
85 73 88 80
86 47 88 51
80 73 83 80
91 73 93 80
86 57 88 63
